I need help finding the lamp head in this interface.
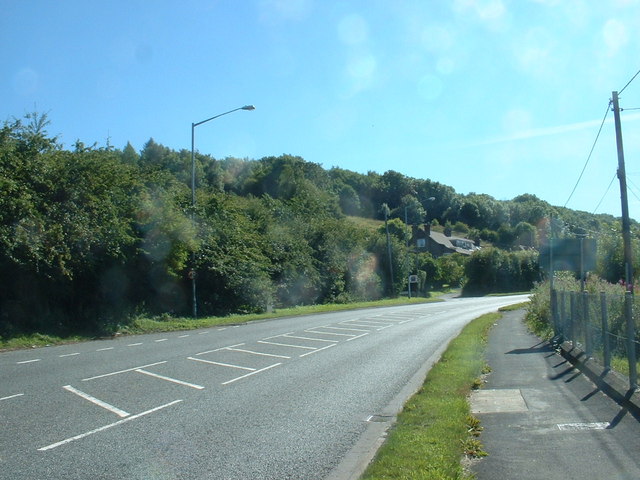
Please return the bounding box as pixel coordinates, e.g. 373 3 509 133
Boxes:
242 105 256 110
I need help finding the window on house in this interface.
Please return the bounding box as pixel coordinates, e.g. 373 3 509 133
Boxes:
417 238 426 248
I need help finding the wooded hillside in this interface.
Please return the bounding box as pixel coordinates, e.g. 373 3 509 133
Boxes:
1 113 637 336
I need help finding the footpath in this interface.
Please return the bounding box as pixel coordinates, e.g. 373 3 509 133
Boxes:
470 309 640 480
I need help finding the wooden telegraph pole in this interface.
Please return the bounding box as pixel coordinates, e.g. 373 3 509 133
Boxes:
611 90 637 388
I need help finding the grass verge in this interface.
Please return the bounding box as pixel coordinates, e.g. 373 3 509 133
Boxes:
0 293 448 351
360 310 503 480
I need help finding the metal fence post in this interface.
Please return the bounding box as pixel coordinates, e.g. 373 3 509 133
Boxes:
600 292 611 371
624 292 637 388
570 292 577 347
559 291 566 339
583 291 592 358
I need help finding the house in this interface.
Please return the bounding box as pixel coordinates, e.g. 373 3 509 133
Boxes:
411 224 478 257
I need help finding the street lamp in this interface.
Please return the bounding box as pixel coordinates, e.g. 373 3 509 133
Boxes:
190 105 255 318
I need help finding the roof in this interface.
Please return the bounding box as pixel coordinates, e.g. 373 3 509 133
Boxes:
429 231 477 255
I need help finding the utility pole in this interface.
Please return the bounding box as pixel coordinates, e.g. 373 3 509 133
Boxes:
382 204 394 295
612 91 634 293
612 90 637 389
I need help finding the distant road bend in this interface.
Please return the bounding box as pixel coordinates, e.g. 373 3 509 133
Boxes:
0 295 528 479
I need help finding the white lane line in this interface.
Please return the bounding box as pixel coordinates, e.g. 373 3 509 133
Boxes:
135 369 204 390
178 335 190 338
557 422 610 431
198 331 209 335
222 363 282 385
194 343 245 356
346 319 392 327
283 334 336 343
127 343 143 347
226 347 291 359
257 340 317 350
155 339 168 343
63 385 130 418
304 330 355 338
342 322 391 330
187 357 255 371
346 333 369 342
299 344 336 358
38 399 183 451
82 361 167 381
16 359 41 364
59 353 80 358
263 332 296 340
333 324 372 332
0 393 24 401
97 347 114 352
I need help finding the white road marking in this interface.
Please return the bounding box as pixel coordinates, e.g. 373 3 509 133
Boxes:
299 344 336 358
59 353 80 358
187 357 255 371
82 361 167 381
557 422 610 431
38 400 183 451
222 363 282 385
178 335 190 338
346 333 369 341
258 340 316 350
304 330 355 338
226 347 290 359
154 339 168 343
282 334 336 343
194 343 245 356
127 343 143 347
135 369 204 390
0 393 24 401
96 347 114 352
16 359 41 364
333 324 372 332
63 385 130 418
198 331 209 335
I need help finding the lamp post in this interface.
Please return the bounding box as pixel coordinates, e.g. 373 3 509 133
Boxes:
190 105 255 318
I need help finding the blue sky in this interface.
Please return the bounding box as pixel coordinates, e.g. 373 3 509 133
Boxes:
3 0 640 220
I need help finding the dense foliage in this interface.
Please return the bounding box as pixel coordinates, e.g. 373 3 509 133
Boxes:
1 113 637 337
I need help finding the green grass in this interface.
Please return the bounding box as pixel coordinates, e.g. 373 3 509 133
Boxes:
0 294 446 351
361 311 503 480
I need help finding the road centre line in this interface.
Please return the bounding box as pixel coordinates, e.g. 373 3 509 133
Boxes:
16 359 41 364
155 339 168 343
257 340 317 350
226 347 291 359
178 335 190 338
187 357 255 371
341 322 391 330
263 332 295 340
299 344 336 358
82 361 167 381
59 353 80 357
128 343 143 347
282 334 336 343
135 369 204 389
38 399 183 451
63 385 130 418
348 319 393 326
96 347 114 352
195 343 245 356
1 393 24 401
222 363 282 385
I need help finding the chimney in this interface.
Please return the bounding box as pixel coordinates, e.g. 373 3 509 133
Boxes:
424 223 431 236
444 226 452 237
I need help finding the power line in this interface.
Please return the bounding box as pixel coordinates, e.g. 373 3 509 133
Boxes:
592 172 618 214
563 101 611 208
619 67 640 95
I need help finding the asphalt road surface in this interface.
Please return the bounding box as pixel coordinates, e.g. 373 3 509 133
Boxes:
0 295 528 480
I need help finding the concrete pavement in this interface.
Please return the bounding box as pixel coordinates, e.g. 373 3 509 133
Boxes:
470 310 640 480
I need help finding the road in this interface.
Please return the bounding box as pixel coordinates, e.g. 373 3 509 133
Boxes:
0 295 528 480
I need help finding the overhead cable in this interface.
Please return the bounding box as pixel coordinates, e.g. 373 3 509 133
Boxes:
563 101 612 208
592 172 618 214
619 67 640 95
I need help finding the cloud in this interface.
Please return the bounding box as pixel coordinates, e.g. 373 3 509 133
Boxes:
469 111 640 146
